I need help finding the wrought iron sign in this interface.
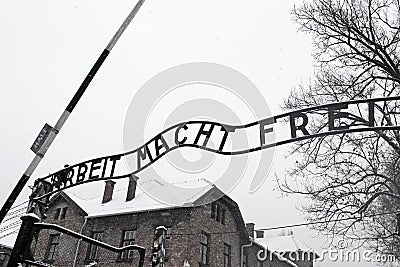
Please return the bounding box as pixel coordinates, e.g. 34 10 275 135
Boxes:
36 96 400 197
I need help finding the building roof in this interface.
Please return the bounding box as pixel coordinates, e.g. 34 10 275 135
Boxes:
54 178 249 241
63 178 218 218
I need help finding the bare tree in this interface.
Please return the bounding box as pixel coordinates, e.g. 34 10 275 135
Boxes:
278 0 400 258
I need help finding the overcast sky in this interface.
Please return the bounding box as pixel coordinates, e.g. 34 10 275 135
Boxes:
0 0 386 266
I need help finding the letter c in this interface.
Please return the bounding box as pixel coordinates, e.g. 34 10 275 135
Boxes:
175 124 188 145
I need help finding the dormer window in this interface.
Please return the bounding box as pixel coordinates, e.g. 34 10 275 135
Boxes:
54 207 68 220
211 202 226 225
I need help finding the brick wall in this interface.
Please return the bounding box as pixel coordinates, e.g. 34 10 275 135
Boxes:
33 196 86 266
34 195 247 267
0 245 12 267
74 199 244 267
76 207 194 267
33 193 310 267
189 200 243 267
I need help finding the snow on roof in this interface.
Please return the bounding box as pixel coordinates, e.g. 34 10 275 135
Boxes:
65 178 215 218
256 235 317 254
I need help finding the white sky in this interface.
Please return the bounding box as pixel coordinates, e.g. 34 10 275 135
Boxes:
0 0 386 266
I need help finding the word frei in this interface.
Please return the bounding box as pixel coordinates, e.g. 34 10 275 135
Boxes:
39 97 400 194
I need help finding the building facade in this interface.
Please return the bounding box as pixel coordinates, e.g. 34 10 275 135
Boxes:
33 177 316 267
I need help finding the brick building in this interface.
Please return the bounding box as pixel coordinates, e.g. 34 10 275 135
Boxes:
0 244 12 267
33 177 316 267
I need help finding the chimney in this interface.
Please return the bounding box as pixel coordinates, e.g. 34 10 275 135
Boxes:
255 230 264 238
102 180 116 204
246 223 255 239
126 175 138 201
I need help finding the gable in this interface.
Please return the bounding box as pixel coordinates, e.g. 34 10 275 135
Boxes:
49 191 87 216
194 187 248 241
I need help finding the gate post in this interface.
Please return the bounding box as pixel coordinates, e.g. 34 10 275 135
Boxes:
7 180 51 267
7 213 40 267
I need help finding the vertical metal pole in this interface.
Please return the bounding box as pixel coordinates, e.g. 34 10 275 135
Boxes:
7 214 40 267
0 0 146 225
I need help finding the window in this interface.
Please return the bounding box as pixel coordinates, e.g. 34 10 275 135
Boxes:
211 202 226 225
54 207 67 220
54 208 60 220
87 232 103 261
199 232 209 265
216 205 221 222
120 230 136 261
46 234 60 262
223 243 231 267
60 207 67 220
